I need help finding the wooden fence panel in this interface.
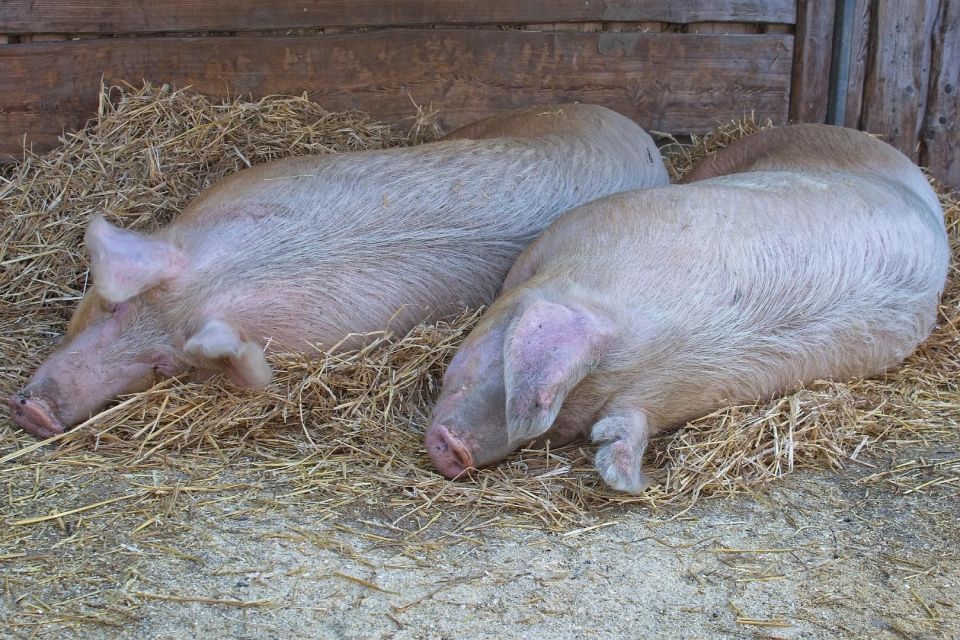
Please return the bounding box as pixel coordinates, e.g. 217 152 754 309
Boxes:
861 0 940 162
841 0 872 128
790 0 836 123
0 0 797 33
0 30 793 160
921 0 959 187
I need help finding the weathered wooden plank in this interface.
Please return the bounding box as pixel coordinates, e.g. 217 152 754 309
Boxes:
921 0 959 189
789 0 836 123
842 0 872 128
0 0 797 33
604 22 664 33
861 0 939 161
0 30 794 159
525 22 604 33
688 23 760 34
20 34 68 42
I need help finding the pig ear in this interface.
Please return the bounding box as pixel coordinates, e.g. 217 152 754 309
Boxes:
503 299 613 443
184 319 273 389
84 215 184 303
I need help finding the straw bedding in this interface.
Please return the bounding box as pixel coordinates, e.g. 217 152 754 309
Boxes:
1 84 958 548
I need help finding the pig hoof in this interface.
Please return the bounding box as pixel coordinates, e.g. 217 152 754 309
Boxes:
591 415 650 494
7 394 65 440
594 440 650 494
590 411 650 493
425 424 476 479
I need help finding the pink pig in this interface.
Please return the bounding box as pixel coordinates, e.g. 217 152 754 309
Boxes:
9 104 669 438
425 124 949 493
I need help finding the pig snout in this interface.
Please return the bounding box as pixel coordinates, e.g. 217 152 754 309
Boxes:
8 392 64 439
425 424 477 478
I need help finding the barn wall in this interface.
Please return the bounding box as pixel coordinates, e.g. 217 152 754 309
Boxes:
0 1 955 188
838 0 958 188
0 1 798 159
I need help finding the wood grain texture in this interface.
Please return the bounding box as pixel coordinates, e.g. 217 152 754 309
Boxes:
789 0 836 123
688 23 760 34
20 34 68 42
841 0 872 128
603 22 664 33
861 0 939 161
0 1 798 33
0 29 794 159
921 0 959 188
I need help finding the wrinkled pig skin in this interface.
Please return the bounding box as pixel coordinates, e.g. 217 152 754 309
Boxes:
426 124 949 493
9 104 670 438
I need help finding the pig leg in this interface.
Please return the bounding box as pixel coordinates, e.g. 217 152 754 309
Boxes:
184 319 272 389
590 409 651 494
530 420 582 450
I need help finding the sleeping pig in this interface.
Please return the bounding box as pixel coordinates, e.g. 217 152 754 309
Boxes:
425 124 949 493
9 104 670 438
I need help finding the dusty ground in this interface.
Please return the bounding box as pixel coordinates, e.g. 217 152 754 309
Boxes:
2 442 957 640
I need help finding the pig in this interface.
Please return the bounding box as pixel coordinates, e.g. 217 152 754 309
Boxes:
425 124 949 493
8 104 670 438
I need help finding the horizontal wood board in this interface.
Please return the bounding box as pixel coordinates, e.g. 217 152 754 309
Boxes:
0 1 797 33
0 30 794 159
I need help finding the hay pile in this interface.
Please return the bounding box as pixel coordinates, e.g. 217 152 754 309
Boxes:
1 85 958 551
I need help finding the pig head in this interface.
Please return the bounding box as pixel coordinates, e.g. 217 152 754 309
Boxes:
8 216 271 438
426 296 619 480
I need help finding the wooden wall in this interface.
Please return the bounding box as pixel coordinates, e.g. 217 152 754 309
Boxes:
839 0 958 189
0 1 955 188
0 1 799 157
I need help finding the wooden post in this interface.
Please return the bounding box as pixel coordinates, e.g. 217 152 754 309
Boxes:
827 0 855 125
790 0 836 123
841 0 872 128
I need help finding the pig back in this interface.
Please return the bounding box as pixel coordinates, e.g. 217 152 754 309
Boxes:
681 124 942 231
521 169 948 428
442 104 665 179
154 110 669 350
